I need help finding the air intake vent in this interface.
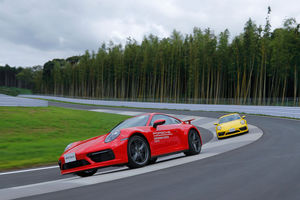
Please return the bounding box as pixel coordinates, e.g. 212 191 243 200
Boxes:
88 149 115 163
62 159 90 170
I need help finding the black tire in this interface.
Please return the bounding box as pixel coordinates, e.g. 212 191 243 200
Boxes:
127 135 150 169
185 129 202 156
75 168 97 177
149 157 158 165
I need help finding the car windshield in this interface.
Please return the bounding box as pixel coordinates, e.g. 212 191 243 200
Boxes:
219 114 241 124
109 114 150 133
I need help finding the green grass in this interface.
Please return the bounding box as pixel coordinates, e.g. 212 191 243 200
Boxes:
0 106 129 170
0 86 32 96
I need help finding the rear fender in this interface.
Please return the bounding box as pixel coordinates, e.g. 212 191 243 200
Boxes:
188 126 203 145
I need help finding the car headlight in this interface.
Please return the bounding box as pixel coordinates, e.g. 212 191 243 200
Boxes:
217 126 222 130
64 143 73 152
105 130 121 143
240 120 245 125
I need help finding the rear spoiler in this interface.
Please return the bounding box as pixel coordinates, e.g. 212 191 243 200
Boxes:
183 119 195 124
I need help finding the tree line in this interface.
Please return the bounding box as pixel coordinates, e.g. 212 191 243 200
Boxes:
0 65 33 89
1 12 300 105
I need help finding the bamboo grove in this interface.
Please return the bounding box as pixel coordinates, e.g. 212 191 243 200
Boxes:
1 16 300 105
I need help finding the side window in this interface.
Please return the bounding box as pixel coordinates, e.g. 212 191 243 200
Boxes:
150 115 181 126
170 117 181 124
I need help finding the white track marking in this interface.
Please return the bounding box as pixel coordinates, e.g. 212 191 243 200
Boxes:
0 166 58 176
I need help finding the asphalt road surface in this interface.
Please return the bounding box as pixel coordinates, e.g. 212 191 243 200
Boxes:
3 101 300 200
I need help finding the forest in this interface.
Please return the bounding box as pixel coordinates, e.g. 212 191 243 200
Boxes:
1 13 300 106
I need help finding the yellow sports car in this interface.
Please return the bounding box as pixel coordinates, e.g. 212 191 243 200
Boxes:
214 113 248 139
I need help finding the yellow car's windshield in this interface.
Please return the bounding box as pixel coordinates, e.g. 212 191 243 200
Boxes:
219 114 241 124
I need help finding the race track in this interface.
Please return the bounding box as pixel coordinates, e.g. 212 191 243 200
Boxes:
1 101 299 200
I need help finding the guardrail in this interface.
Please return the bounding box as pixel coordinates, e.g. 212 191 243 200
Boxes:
0 94 48 107
19 95 300 118
18 94 300 106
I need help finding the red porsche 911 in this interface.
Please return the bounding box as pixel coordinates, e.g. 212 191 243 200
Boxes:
58 113 202 177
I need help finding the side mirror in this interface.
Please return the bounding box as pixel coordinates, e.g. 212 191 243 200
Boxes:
153 119 166 129
242 116 246 119
214 123 218 125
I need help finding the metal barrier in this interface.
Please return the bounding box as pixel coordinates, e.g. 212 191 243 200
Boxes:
0 94 48 107
19 95 300 118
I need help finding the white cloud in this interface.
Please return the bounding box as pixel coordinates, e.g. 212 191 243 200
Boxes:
0 0 299 67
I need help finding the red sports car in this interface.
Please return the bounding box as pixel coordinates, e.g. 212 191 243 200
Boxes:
58 113 202 177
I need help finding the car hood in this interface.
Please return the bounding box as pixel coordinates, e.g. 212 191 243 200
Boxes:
64 134 108 155
219 120 243 130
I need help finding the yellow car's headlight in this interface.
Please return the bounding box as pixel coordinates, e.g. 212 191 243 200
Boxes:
217 126 222 130
240 120 245 125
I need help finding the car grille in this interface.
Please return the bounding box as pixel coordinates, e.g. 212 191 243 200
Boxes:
218 132 225 136
87 149 115 163
226 130 239 135
61 159 90 170
240 126 247 131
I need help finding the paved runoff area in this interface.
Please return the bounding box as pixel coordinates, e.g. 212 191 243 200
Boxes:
19 95 300 118
0 94 48 107
0 109 263 200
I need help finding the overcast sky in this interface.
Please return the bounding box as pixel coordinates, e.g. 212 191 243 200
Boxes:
0 0 299 67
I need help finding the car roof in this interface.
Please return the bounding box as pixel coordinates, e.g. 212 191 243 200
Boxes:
138 113 182 121
140 112 171 116
219 113 239 119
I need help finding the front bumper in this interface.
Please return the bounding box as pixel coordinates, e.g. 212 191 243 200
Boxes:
58 140 128 175
217 125 248 138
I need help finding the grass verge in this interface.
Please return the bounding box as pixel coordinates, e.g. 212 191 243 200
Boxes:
0 106 129 171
